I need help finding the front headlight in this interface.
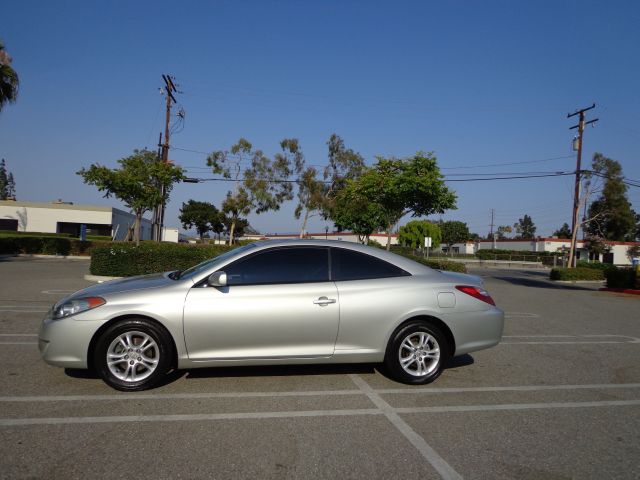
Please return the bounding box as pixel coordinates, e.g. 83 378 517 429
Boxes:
52 297 106 320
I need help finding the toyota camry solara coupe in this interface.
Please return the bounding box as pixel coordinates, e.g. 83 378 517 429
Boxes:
39 240 504 391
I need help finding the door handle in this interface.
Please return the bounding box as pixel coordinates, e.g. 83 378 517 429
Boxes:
313 296 336 306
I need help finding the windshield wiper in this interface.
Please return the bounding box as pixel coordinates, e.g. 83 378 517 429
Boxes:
168 270 182 280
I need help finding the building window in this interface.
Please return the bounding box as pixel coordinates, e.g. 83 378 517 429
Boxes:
0 219 18 231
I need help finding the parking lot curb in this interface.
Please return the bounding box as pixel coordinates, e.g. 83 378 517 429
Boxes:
84 274 122 283
599 287 640 296
0 254 90 260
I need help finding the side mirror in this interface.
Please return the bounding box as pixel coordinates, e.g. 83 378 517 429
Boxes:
207 271 227 287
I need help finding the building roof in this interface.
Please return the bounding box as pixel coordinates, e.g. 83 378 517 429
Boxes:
0 200 112 213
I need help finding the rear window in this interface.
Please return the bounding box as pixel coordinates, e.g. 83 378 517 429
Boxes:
331 248 409 281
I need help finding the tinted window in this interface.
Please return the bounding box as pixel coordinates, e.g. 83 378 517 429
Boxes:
225 247 329 285
331 248 409 281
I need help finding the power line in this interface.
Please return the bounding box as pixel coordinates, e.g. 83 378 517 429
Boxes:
183 171 577 185
172 145 577 172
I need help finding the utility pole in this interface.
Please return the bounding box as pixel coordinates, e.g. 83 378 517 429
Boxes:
152 74 179 241
489 209 496 249
567 103 598 267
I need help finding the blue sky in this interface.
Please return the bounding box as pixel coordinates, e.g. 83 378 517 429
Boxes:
2 0 639 237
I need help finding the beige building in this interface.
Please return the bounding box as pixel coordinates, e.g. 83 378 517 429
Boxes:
0 200 177 241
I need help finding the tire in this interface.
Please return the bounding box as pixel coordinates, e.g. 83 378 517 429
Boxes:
94 318 174 391
385 321 449 385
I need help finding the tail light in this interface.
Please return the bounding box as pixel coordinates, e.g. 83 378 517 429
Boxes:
455 285 496 306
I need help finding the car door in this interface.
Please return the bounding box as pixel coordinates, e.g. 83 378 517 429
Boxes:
183 246 339 361
330 247 417 352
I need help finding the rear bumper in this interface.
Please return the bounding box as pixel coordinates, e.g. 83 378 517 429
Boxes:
445 308 505 356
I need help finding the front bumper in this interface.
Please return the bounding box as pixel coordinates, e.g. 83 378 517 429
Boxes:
38 313 102 369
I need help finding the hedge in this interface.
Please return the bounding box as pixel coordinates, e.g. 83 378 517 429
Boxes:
403 254 467 273
550 267 604 281
90 242 234 276
0 230 72 238
604 268 636 289
575 260 616 271
0 235 106 256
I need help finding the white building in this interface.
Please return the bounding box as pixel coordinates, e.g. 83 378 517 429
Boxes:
0 200 176 242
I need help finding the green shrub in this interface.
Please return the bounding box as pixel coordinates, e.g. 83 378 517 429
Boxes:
86 235 112 242
90 242 235 276
550 267 604 281
476 248 556 261
41 238 71 256
0 230 72 238
0 235 107 256
403 254 467 273
0 235 76 256
604 268 636 289
576 260 616 271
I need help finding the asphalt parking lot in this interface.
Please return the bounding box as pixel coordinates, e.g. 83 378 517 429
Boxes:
0 257 638 479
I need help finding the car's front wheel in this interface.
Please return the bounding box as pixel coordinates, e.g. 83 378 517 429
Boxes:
94 319 173 391
385 321 449 385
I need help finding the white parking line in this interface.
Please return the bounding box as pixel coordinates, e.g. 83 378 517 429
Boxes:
396 399 640 414
2 383 639 403
1 399 638 427
0 408 382 427
0 334 38 337
378 383 640 394
504 312 540 319
501 334 640 344
0 342 37 345
350 374 463 480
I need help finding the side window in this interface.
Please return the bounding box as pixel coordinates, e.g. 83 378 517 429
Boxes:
331 248 409 281
224 247 329 286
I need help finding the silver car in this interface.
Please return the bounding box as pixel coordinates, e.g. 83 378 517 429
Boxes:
39 240 504 391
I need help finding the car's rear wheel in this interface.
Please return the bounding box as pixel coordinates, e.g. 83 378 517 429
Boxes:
94 319 173 391
385 321 449 385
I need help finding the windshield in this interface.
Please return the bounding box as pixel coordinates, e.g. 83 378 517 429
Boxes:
176 243 257 281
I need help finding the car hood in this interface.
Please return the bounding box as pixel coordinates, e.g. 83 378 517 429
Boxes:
437 270 484 287
69 272 179 300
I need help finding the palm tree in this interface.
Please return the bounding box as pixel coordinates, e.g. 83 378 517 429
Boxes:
0 41 19 111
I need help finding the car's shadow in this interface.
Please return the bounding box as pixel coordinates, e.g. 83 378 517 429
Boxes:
66 354 475 389
492 272 600 291
184 363 377 380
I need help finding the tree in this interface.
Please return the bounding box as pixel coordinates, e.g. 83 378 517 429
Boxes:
553 223 571 239
496 225 512 240
440 221 470 255
179 200 222 240
0 159 16 199
585 153 637 241
331 181 384 243
222 215 249 239
208 138 293 245
626 245 640 263
514 214 536 239
322 134 366 218
77 149 185 245
330 152 457 250
398 220 442 251
276 139 326 238
0 41 19 111
584 235 608 259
